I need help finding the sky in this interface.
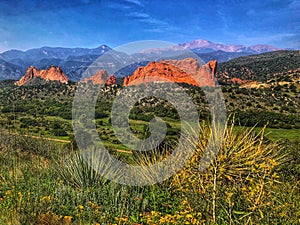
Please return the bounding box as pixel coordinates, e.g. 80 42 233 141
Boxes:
0 0 300 52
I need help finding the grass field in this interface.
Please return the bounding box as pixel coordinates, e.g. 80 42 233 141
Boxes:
263 127 300 141
234 126 300 141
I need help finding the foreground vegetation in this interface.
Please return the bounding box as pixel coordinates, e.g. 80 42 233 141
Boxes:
0 119 299 224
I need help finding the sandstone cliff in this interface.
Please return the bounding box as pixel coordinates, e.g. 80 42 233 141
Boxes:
123 58 217 87
15 66 68 86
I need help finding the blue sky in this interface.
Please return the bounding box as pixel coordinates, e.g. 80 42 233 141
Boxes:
0 0 299 52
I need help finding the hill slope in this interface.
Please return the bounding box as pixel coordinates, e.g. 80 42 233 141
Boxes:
217 50 300 83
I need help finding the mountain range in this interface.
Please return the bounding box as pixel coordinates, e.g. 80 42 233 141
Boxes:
0 39 285 81
143 39 281 54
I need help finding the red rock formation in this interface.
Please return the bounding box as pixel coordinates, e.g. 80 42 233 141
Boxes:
123 58 217 87
106 75 117 85
15 66 68 86
123 61 198 86
208 60 217 76
162 58 200 77
82 70 116 85
83 70 108 84
230 77 252 84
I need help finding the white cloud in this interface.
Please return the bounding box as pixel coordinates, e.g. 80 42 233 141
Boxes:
127 11 168 27
140 17 168 26
144 28 164 33
128 12 150 19
124 0 142 6
108 2 131 10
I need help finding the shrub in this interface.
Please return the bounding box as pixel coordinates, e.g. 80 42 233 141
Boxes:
171 119 284 224
53 129 68 136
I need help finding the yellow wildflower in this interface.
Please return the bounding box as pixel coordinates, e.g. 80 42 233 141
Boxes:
63 216 72 222
41 196 51 202
186 214 193 219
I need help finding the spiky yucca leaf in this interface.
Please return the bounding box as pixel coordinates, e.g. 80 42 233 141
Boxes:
58 147 121 188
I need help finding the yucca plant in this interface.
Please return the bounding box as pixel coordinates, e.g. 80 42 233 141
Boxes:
58 147 120 188
172 118 285 224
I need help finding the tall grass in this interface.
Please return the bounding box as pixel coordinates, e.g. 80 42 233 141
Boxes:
0 132 67 224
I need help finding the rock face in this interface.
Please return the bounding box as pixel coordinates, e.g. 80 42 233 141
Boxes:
123 58 217 87
15 66 68 86
82 70 108 84
106 75 116 85
82 70 116 85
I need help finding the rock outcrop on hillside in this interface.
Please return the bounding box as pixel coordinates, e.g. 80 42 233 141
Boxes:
106 75 116 85
82 70 116 85
123 58 217 87
15 66 68 86
82 70 108 84
230 77 252 85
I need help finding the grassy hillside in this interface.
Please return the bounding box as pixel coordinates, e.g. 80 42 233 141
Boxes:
217 50 300 82
0 79 299 139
